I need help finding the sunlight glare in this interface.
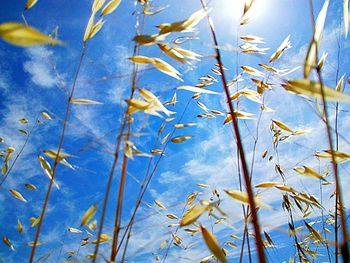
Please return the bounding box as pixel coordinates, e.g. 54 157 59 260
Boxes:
223 0 267 20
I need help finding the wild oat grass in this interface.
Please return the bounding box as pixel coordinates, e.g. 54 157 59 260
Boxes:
0 0 349 262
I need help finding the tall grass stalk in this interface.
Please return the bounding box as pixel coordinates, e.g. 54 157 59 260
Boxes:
199 0 266 262
29 43 87 263
308 1 349 261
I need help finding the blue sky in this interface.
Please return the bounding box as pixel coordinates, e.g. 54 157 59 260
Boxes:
1 0 350 262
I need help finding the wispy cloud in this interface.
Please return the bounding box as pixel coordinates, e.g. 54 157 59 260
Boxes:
23 47 58 88
105 45 134 104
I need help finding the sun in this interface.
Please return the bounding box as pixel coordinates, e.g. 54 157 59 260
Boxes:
222 0 268 20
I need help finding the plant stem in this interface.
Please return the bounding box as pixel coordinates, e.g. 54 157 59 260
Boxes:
0 113 40 187
118 98 192 261
110 143 129 261
29 43 87 263
199 1 265 262
307 1 348 260
315 61 349 263
92 112 127 262
334 21 342 263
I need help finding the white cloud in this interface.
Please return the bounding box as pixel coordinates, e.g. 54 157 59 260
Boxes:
23 47 57 88
158 171 185 184
106 45 133 104
0 47 13 94
0 72 11 93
